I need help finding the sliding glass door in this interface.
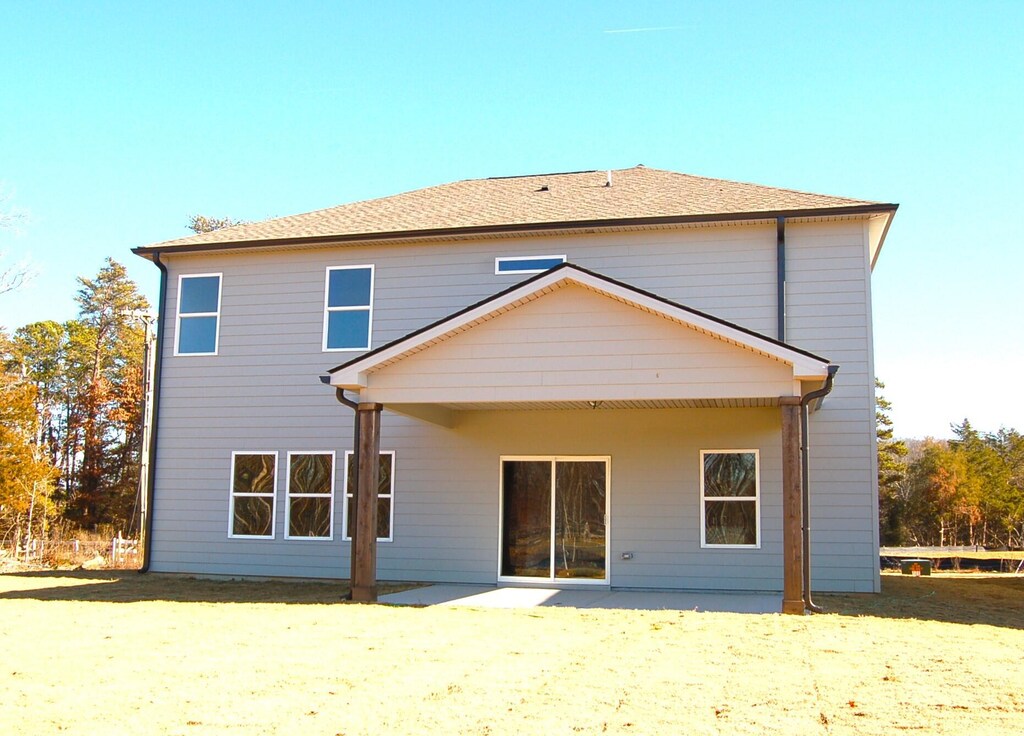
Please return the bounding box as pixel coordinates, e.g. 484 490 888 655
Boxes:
500 457 608 582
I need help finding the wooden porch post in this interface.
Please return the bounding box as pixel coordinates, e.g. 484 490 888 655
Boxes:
780 397 805 614
351 402 383 603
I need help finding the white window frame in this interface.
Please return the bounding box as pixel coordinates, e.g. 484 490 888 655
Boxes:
284 451 336 541
174 272 222 356
342 450 395 542
496 455 611 585
699 449 761 549
322 264 374 352
494 255 567 275
228 451 278 540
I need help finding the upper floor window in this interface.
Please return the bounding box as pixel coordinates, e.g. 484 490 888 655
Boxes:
495 255 566 275
176 274 222 355
323 265 374 351
700 450 760 548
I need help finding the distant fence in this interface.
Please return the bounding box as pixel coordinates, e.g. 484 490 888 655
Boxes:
8 535 141 569
881 546 1024 573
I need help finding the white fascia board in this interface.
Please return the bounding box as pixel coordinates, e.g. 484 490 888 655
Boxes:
329 266 830 388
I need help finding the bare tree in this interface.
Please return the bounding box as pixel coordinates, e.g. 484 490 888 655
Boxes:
1 188 33 295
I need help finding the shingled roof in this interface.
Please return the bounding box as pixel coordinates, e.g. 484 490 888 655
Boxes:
136 166 895 254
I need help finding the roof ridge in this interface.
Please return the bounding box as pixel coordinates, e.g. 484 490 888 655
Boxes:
486 169 599 180
136 166 895 253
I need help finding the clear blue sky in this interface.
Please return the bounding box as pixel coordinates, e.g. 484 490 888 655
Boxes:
2 1 1022 439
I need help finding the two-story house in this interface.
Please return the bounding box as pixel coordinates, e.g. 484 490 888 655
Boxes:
133 166 897 612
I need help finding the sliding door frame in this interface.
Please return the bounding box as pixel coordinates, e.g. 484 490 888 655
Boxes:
497 455 611 586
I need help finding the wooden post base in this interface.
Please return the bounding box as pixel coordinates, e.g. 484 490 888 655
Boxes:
782 599 806 615
350 585 378 603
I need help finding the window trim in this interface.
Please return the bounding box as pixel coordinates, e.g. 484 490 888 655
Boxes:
496 454 611 585
284 451 336 541
174 272 222 356
494 255 567 275
342 450 395 542
322 264 375 352
228 451 278 540
699 449 761 549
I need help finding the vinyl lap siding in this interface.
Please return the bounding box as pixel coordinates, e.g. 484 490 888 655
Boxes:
149 220 878 592
785 220 878 592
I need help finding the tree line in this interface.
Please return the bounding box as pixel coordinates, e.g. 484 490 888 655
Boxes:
1 259 149 548
877 381 1024 549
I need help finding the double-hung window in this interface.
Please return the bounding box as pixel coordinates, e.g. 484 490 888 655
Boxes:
176 273 222 355
700 450 760 548
229 452 277 538
343 451 394 541
323 265 374 351
286 452 335 540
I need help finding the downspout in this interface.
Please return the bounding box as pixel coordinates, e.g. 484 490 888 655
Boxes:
776 216 786 342
799 364 839 612
326 381 360 599
139 253 168 573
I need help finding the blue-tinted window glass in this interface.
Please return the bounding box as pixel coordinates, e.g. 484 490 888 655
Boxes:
178 316 218 354
497 257 565 273
180 276 221 314
328 268 372 308
326 310 370 349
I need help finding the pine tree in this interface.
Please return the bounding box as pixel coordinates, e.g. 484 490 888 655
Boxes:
876 379 908 544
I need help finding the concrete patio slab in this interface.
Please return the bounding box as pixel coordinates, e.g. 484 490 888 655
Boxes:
380 584 781 613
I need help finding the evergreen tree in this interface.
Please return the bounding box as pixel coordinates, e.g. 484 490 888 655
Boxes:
876 379 908 544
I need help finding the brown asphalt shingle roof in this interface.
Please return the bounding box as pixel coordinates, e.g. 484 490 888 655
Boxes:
139 166 891 252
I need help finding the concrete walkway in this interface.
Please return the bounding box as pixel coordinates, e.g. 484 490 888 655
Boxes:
380 584 781 613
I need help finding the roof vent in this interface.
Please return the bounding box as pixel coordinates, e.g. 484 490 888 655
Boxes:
537 185 549 192
605 170 612 187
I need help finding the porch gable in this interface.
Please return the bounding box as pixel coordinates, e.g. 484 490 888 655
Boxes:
327 265 831 408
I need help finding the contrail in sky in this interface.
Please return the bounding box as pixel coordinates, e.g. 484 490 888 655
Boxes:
603 26 689 34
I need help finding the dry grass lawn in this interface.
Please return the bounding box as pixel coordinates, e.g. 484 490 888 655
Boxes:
1 571 1022 735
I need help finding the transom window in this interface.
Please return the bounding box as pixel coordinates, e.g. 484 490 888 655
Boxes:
176 273 222 355
229 452 277 538
495 255 566 274
285 452 335 540
323 265 374 351
700 450 760 548
343 451 395 542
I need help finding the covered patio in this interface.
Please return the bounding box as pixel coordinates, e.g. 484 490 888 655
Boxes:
326 264 834 613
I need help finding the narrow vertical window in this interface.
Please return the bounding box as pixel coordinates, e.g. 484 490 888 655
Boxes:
229 452 277 538
343 451 394 541
175 273 222 355
286 452 335 540
700 450 760 548
323 265 374 351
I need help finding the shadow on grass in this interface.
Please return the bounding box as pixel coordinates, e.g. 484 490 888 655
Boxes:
3 570 1022 628
821 574 1024 630
0 569 417 605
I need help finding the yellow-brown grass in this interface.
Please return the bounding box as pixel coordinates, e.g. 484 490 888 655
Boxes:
1 571 1021 735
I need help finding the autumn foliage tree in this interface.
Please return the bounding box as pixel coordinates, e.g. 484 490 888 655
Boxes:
0 339 59 548
877 389 1024 549
4 259 150 533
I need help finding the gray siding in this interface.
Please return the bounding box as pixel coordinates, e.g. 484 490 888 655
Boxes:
149 219 879 592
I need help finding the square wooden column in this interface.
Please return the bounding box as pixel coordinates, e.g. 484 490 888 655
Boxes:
350 402 383 603
780 397 805 614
